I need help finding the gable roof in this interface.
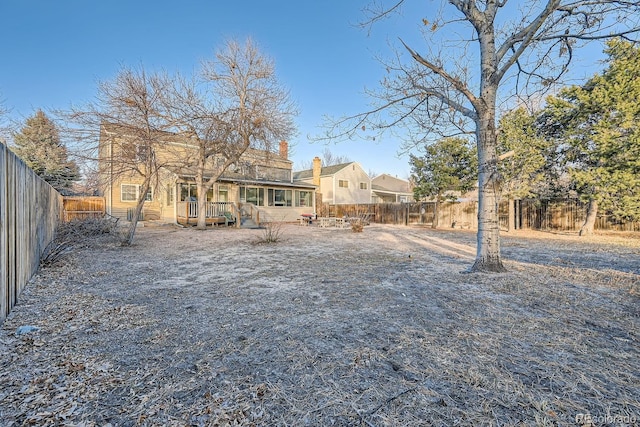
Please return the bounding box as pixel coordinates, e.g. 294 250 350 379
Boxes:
293 162 355 180
371 174 411 193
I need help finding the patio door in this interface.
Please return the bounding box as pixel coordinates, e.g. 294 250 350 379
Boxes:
218 185 229 202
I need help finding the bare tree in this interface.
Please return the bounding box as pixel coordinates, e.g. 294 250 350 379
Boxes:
0 97 9 145
168 38 297 229
327 0 640 272
320 147 351 167
62 66 184 245
297 147 351 170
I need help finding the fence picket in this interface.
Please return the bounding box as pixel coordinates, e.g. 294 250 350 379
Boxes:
319 200 638 232
0 144 62 323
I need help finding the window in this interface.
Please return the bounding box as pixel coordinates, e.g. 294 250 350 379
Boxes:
166 187 174 206
339 180 349 188
121 184 137 202
240 186 264 206
120 143 152 162
268 189 292 207
136 145 149 162
180 184 198 201
218 185 229 202
121 184 152 202
296 190 313 207
360 182 368 190
179 183 213 201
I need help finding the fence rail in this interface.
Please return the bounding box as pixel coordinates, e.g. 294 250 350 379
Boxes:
319 199 639 232
63 196 105 221
1 144 63 323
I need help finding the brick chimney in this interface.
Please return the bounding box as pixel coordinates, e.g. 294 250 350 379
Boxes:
279 141 288 159
312 156 322 186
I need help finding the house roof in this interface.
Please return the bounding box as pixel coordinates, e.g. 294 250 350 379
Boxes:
222 178 316 189
371 187 413 197
371 184 412 195
293 162 355 181
173 169 316 189
371 174 411 193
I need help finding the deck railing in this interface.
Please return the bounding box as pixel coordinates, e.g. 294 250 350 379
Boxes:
177 201 236 219
240 203 261 226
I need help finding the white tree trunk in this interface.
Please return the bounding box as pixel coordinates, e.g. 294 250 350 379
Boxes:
472 109 506 272
196 149 208 230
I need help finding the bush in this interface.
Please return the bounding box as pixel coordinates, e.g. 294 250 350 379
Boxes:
256 221 284 244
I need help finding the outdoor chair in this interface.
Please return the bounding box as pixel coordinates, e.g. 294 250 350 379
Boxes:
223 212 236 226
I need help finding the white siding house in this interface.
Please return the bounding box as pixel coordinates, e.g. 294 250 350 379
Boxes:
371 174 414 203
293 158 372 204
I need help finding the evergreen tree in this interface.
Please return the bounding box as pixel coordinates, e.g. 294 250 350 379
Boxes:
542 39 640 235
497 108 552 199
12 110 79 193
410 137 477 228
497 107 571 200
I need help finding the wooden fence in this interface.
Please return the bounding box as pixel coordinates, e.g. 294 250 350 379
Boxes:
63 196 105 221
321 199 639 232
318 201 477 228
1 144 63 324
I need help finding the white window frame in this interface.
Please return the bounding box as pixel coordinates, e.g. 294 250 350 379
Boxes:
339 180 349 188
295 190 313 207
121 184 152 202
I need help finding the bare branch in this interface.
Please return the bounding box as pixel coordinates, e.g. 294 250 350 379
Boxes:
399 38 479 114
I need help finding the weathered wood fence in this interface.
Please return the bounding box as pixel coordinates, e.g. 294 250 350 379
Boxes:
318 202 477 228
514 199 639 232
320 199 639 232
1 144 63 323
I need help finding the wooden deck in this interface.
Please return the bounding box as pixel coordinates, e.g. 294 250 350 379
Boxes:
176 201 238 227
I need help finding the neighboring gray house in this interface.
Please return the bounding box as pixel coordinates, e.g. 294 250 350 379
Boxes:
371 174 414 203
293 157 372 204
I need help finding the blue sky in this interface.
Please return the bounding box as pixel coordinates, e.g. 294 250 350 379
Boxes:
0 0 414 177
0 1 611 178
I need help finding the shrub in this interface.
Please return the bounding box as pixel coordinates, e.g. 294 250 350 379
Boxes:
256 221 284 244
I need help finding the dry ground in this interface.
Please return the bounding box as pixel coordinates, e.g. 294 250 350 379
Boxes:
0 223 638 426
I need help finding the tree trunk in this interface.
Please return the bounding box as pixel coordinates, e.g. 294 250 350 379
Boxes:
123 209 140 246
122 179 150 246
579 198 598 236
196 187 208 230
196 151 208 230
471 109 506 272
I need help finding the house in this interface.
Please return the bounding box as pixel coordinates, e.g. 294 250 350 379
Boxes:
371 174 414 203
98 124 316 225
293 157 372 204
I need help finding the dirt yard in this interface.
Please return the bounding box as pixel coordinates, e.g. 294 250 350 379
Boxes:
0 223 638 426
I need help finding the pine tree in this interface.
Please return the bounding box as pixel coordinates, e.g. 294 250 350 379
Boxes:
410 137 478 228
543 39 640 235
497 108 557 200
11 110 79 193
